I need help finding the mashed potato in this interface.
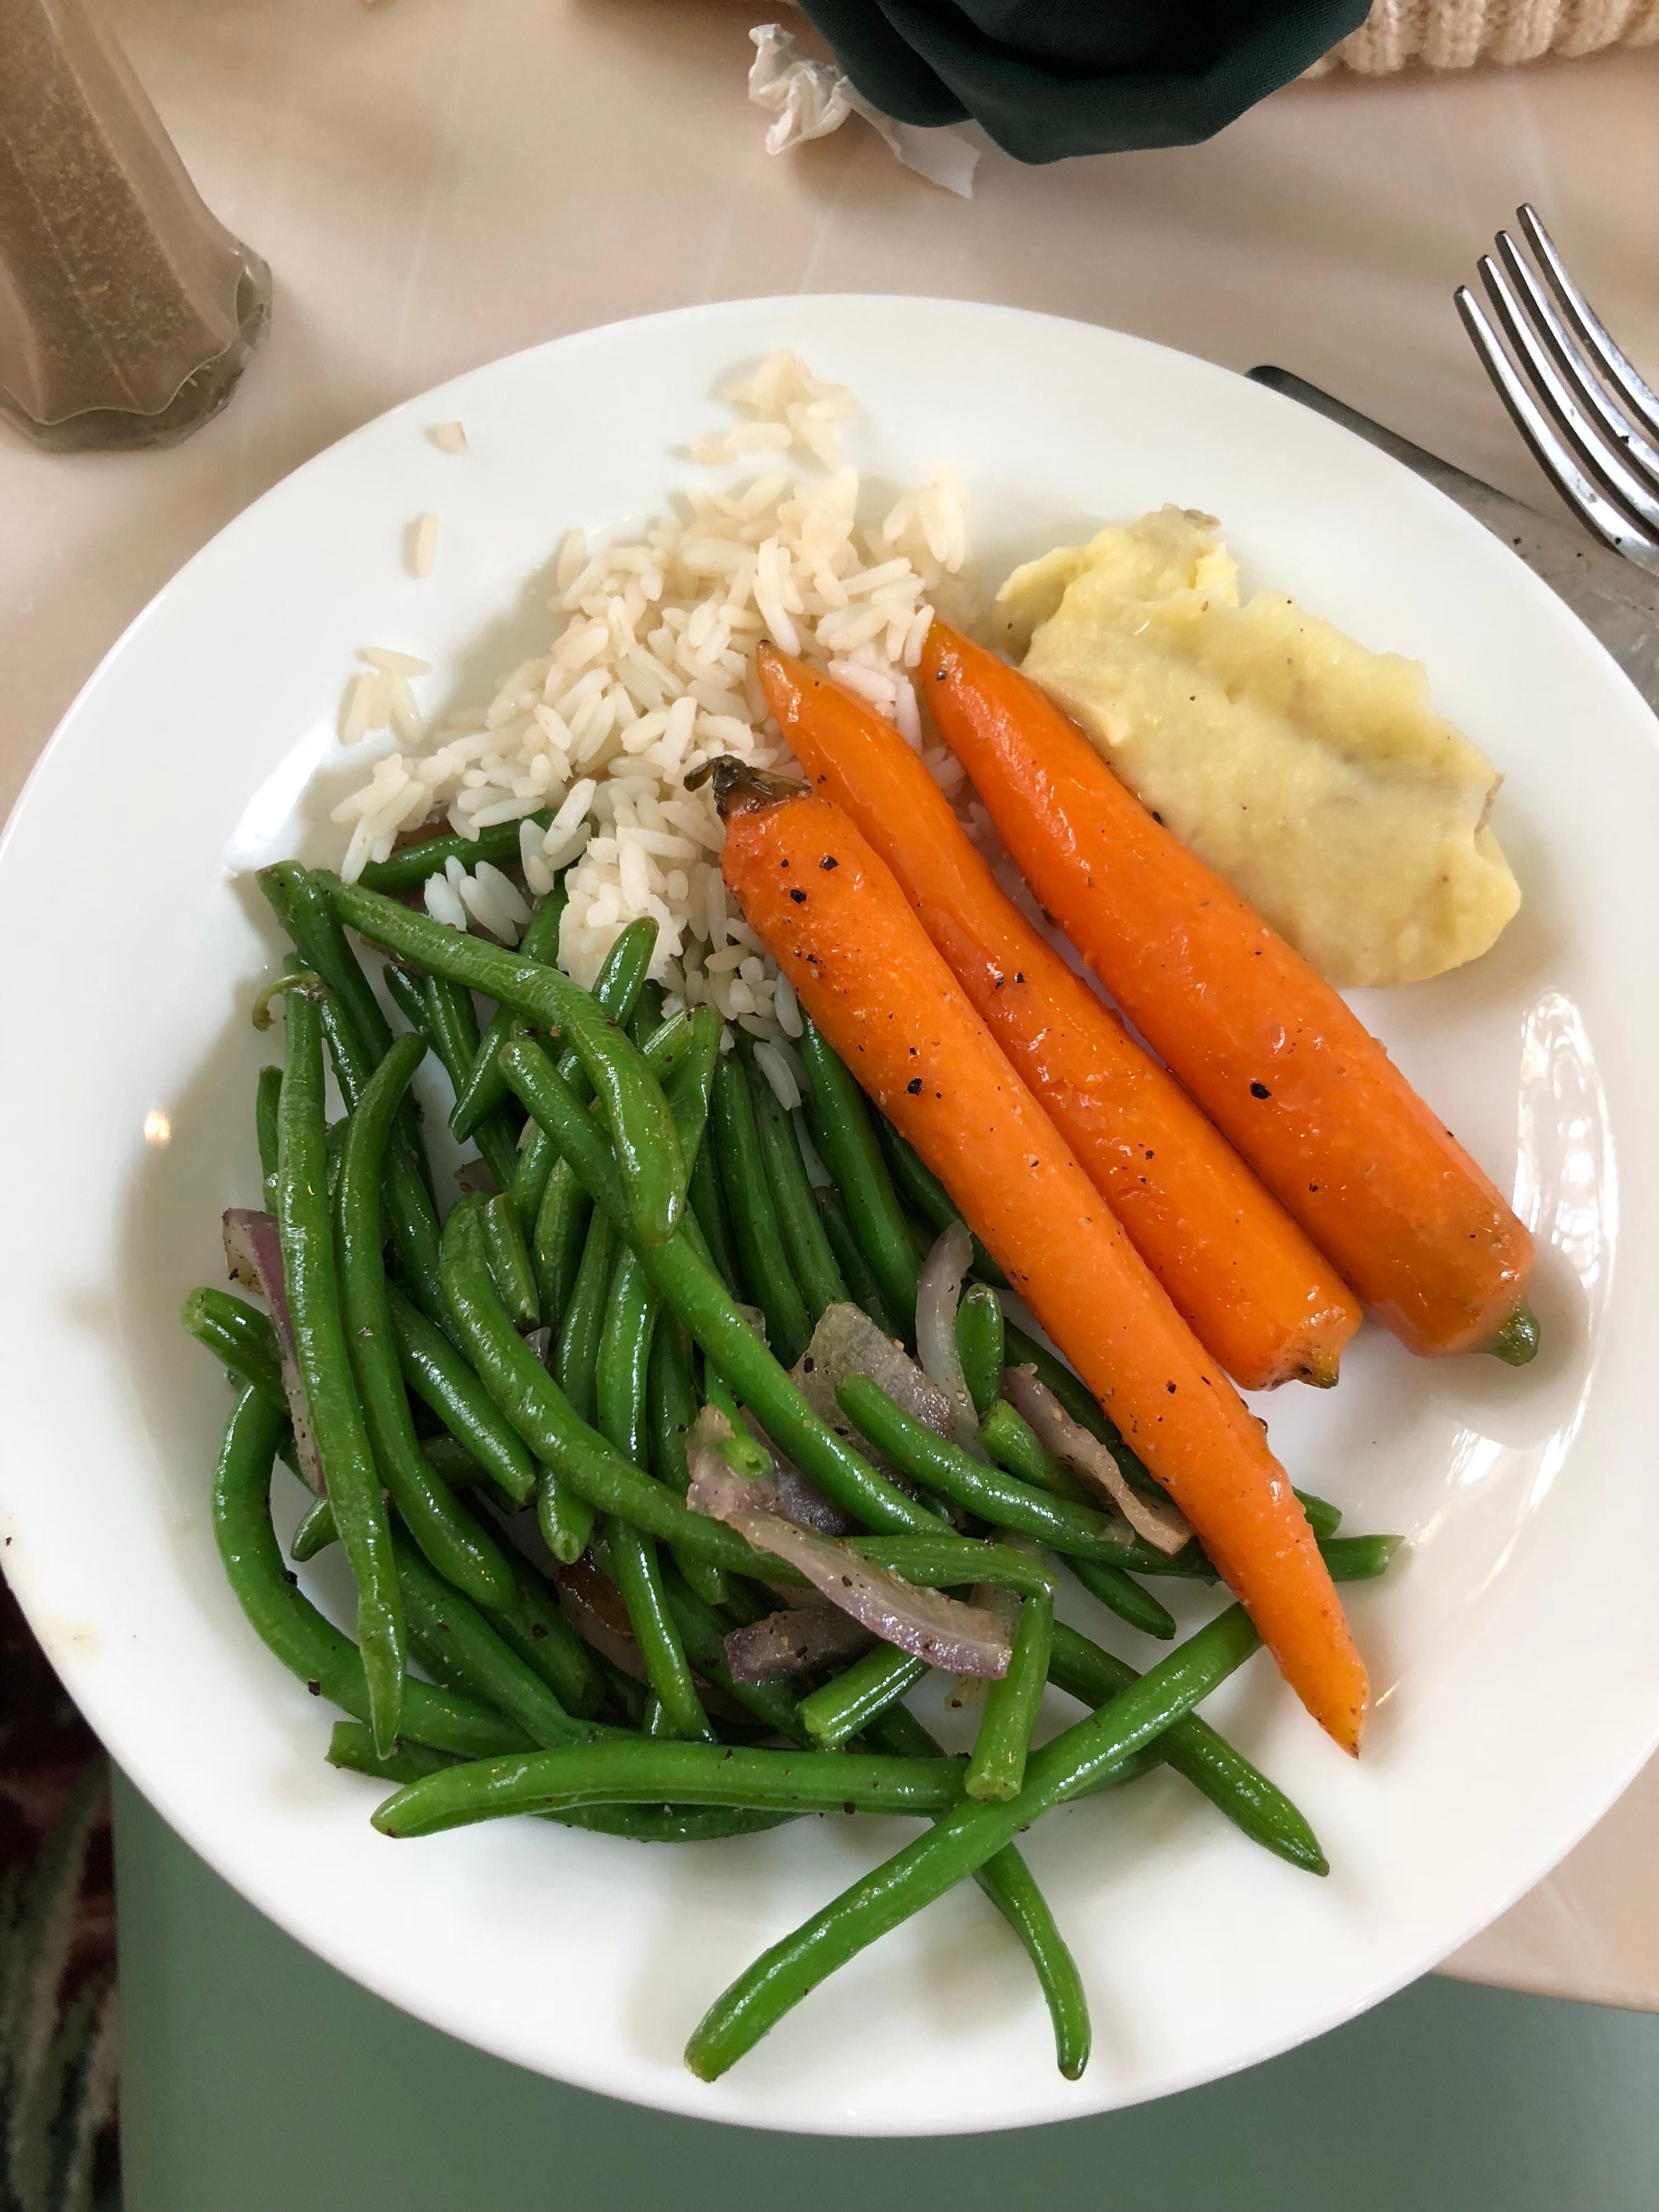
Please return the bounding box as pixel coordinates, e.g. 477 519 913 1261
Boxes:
997 508 1520 988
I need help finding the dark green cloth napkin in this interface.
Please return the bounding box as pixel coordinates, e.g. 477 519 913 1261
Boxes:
798 1 1369 161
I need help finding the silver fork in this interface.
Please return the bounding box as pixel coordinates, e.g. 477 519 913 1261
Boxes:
1456 205 1659 578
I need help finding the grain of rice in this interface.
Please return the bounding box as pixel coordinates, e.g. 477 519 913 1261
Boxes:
341 671 387 746
772 970 803 1039
752 1040 801 1113
360 646 433 678
424 871 467 930
411 514 441 579
431 421 468 454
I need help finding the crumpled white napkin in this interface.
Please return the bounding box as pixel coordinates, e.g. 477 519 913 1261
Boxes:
747 23 980 198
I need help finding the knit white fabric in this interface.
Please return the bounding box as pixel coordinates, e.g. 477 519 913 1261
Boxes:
1316 0 1659 70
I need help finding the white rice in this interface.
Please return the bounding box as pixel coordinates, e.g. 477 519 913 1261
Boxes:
330 349 973 1041
431 421 469 455
411 513 440 579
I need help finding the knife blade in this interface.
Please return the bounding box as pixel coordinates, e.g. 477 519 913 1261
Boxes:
1249 366 1659 716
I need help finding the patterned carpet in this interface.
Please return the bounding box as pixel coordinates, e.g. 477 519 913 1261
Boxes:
0 1581 118 2212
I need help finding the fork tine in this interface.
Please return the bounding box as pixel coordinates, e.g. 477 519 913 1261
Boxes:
1517 205 1659 444
1476 254 1659 541
1454 285 1659 572
1494 229 1659 500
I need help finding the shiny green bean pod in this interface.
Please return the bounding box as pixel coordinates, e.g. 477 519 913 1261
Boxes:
182 1287 285 1411
313 988 448 1335
965 1592 1052 1804
533 1156 594 1339
472 1527 606 1717
685 1606 1263 2079
648 1316 729 1612
646 1316 697 1493
656 1562 808 1744
213 1388 524 1759
393 1534 611 1751
259 864 435 1202
1045 1618 1326 1875
451 882 567 1140
1295 1491 1344 1543
499 1039 937 1536
855 1537 1054 1601
596 1246 657 1465
328 1722 797 1843
256 1066 283 1211
336 1032 519 1614
354 812 553 896
557 1206 616 1428
877 1118 1005 1289
740 1041 849 1324
799 1020 921 1332
384 1284 538 1507
1060 1553 1178 1642
864 1703 1091 2080
518 917 660 1257
687 1143 746 1302
538 1473 597 1570
814 1186 903 1339
797 1645 928 1750
597 1524 713 1744
660 1006 723 1152
381 960 435 1042
273 979 404 1753
330 873 680 1240
399 967 521 1195
594 1249 710 1744
288 1492 334 1564
955 1285 1005 1419
372 1739 966 1839
712 1049 812 1367
481 1192 541 1331
1062 1531 1400 1585
441 1201 783 1580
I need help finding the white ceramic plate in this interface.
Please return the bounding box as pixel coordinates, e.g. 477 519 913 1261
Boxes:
2 297 1656 2136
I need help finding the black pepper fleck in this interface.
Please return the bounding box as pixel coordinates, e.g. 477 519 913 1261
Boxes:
906 1077 922 1094
1250 1081 1271 1099
820 855 838 870
789 887 806 904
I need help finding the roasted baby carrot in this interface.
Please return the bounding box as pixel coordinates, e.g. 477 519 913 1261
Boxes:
758 646 1359 1390
922 623 1536 1362
701 762 1368 1754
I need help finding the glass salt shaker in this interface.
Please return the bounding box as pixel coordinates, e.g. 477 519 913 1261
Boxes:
0 0 270 453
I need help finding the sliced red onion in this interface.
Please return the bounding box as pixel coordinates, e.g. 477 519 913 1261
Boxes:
723 1605 877 1683
222 1209 325 1497
556 1555 648 1681
454 1156 499 1198
1002 1366 1192 1555
791 1303 952 1458
687 1409 1011 1678
916 1222 981 1450
946 1581 1024 1711
523 1326 553 1369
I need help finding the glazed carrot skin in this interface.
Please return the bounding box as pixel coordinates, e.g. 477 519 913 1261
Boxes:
709 766 1367 1754
758 646 1360 1391
923 624 1535 1362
